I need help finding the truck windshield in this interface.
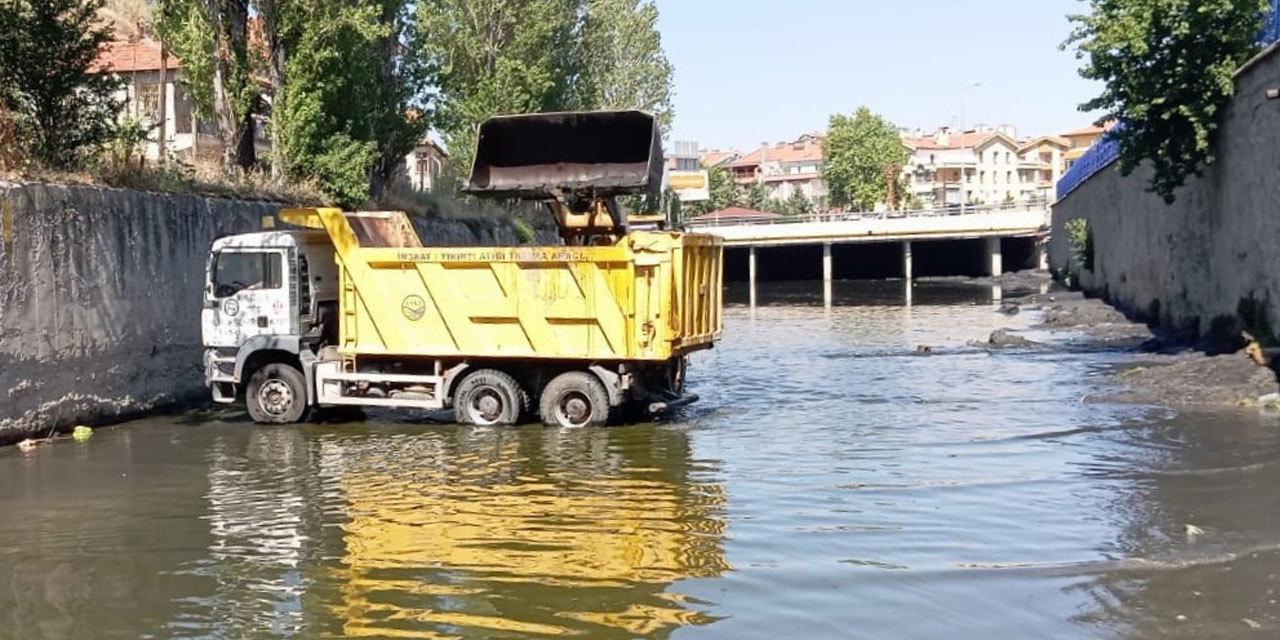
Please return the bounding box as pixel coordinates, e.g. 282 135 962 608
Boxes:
213 251 283 298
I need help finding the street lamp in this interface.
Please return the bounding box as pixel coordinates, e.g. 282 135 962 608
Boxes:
959 81 981 214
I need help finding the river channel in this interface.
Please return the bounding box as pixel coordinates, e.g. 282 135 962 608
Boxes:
2 281 1278 639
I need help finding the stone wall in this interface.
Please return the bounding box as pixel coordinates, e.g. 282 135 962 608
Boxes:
0 182 536 445
1050 45 1280 344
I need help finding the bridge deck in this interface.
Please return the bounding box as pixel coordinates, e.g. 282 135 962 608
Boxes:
689 207 1049 248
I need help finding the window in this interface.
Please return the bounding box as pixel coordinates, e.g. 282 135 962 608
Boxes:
135 83 162 124
1005 152 1011 164
213 251 282 298
1007 171 1013 183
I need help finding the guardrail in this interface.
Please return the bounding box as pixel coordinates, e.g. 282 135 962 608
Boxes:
686 199 1050 228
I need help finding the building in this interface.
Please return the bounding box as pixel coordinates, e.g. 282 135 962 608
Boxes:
401 138 448 192
699 149 740 169
89 38 209 162
1016 135 1071 201
901 125 1043 207
729 134 826 208
1061 121 1117 171
89 37 271 163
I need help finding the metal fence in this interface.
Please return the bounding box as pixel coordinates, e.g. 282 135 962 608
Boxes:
1055 1 1280 202
686 198 1049 228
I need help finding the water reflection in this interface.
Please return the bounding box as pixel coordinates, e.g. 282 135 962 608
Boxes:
325 426 729 638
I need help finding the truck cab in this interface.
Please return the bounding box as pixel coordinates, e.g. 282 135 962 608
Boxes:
201 230 338 414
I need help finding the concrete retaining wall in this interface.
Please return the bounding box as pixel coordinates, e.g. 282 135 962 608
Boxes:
1050 46 1280 344
0 182 534 445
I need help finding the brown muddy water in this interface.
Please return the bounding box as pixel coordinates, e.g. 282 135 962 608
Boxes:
2 281 1279 639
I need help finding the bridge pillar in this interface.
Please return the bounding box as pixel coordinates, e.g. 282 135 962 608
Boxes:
749 246 758 308
1035 238 1048 271
822 242 833 307
985 237 1003 277
902 241 913 282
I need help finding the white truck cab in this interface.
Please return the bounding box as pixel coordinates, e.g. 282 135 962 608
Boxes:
201 230 339 419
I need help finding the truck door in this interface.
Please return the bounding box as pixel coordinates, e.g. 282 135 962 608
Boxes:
202 249 293 347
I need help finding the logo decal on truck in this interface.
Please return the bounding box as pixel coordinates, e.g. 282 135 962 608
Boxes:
222 298 240 316
401 295 426 321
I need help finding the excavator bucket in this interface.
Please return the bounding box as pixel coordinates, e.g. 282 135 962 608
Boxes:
466 110 664 199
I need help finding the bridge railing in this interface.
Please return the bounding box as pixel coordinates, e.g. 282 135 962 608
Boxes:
685 197 1049 229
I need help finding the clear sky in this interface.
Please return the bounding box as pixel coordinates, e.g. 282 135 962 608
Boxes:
654 0 1103 151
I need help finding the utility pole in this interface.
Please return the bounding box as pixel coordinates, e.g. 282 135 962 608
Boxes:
959 82 981 215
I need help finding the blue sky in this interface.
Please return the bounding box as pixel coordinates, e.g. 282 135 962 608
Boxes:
654 0 1103 151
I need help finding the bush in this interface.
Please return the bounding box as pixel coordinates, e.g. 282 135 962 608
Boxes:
1064 218 1094 272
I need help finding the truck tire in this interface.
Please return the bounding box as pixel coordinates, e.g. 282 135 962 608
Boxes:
539 371 610 428
246 363 308 424
454 369 526 427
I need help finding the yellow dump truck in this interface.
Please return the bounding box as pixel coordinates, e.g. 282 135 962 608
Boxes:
201 110 723 428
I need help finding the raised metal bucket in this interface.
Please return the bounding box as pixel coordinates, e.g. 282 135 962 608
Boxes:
465 110 663 199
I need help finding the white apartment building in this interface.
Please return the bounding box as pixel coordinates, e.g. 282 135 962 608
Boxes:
902 126 1044 207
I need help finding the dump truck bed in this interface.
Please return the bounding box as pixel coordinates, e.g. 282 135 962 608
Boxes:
288 209 722 362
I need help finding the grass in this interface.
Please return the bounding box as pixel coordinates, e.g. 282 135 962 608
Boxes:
3 160 327 204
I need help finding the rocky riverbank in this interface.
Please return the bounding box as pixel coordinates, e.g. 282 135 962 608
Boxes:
998 272 1280 408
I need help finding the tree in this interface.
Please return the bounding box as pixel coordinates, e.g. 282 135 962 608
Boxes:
275 0 424 205
782 188 813 216
156 0 257 169
414 0 581 186
414 0 676 189
822 106 908 211
159 0 423 203
1065 0 1269 203
686 164 742 216
744 181 770 211
572 0 674 130
0 0 123 168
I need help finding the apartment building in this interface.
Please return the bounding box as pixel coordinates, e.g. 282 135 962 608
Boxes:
901 126 1043 207
1062 121 1117 170
729 134 827 208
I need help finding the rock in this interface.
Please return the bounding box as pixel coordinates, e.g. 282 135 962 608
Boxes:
987 329 1034 348
1258 393 1280 413
915 345 933 355
997 303 1020 316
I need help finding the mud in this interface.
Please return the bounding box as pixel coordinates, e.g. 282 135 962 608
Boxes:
1001 274 1280 408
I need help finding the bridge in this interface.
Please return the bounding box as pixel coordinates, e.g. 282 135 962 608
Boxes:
687 203 1050 305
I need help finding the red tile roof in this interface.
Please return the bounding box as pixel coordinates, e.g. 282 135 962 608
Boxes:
902 131 995 151
89 39 180 74
730 138 824 168
700 150 739 168
1061 121 1117 137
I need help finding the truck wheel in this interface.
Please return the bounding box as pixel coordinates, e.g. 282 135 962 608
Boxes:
246 363 308 424
539 371 610 428
454 369 525 426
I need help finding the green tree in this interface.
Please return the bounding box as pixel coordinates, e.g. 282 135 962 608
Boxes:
1065 0 1269 203
275 0 423 205
0 0 122 168
686 164 742 215
782 188 813 216
156 0 258 169
571 0 674 130
744 181 770 211
822 107 907 211
414 0 580 186
415 0 676 189
159 0 423 204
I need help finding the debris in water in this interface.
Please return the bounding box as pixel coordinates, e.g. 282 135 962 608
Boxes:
915 345 933 355
1257 393 1280 413
16 438 38 452
1175 614 1187 622
1185 523 1205 541
1242 618 1262 630
72 426 93 442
